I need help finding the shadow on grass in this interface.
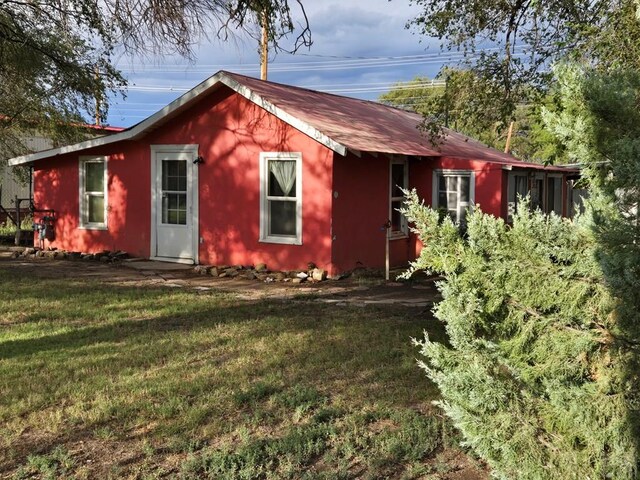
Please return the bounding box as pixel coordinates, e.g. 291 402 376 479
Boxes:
0 263 450 477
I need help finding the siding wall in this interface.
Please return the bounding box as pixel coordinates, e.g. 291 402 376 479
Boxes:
34 87 335 272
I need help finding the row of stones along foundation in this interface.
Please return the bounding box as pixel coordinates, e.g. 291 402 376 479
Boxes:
13 248 329 283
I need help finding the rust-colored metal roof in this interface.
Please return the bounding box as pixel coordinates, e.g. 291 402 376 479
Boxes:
9 70 576 173
224 71 570 170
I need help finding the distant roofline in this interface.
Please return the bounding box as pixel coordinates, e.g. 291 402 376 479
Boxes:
0 114 124 133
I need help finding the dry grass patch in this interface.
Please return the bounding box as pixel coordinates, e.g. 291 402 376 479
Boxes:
0 262 484 479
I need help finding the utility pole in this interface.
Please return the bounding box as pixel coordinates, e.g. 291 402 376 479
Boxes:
260 10 269 80
504 121 515 154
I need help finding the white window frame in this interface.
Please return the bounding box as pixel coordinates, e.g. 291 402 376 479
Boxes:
389 157 409 238
259 152 303 245
432 169 475 224
79 156 108 230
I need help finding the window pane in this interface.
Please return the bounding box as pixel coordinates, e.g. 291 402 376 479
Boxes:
85 162 104 192
269 200 296 236
438 192 447 207
391 163 406 197
446 176 458 192
88 195 104 224
460 176 470 202
268 160 296 197
439 175 446 191
516 176 528 197
391 200 403 232
162 193 187 225
162 160 187 192
447 192 458 210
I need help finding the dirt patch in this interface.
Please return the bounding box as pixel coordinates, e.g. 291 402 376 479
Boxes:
0 252 441 307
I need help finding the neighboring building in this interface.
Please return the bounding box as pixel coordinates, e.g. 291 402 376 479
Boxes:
1 134 51 214
8 71 578 274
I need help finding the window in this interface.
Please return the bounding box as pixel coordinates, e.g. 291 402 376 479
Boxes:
530 175 545 211
161 159 187 225
79 156 107 229
507 173 529 220
567 179 588 218
433 170 474 225
546 176 563 215
390 159 409 237
260 152 302 244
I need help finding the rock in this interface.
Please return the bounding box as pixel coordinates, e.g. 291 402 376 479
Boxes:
99 256 110 263
10 251 20 258
35 250 45 258
244 271 257 280
53 251 66 259
23 248 36 256
193 265 211 275
209 267 219 277
274 272 286 281
312 268 327 282
255 263 267 272
218 272 228 278
68 252 82 260
81 253 94 261
43 251 56 259
225 267 239 277
256 273 268 281
296 272 309 280
114 251 129 260
292 278 304 284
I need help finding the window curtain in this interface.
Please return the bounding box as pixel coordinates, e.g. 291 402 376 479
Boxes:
515 176 528 198
270 160 296 196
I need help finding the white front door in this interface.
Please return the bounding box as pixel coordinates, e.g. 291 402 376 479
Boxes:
151 145 198 263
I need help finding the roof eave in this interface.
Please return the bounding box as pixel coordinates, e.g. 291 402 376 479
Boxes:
9 71 350 166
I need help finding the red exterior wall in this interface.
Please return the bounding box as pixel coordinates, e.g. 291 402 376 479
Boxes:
146 89 334 271
330 154 506 273
330 152 389 273
34 87 334 272
33 141 149 257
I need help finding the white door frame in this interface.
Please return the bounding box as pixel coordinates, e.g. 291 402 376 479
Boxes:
150 144 199 264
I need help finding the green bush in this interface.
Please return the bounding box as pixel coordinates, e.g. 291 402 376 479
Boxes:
402 191 635 479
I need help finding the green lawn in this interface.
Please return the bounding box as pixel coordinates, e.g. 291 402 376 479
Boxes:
0 262 472 479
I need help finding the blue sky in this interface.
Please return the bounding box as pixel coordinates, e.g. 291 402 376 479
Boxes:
106 1 453 128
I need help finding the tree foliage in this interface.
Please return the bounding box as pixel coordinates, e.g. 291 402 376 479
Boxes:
403 194 635 478
407 0 640 132
402 64 640 478
380 70 566 163
0 0 310 167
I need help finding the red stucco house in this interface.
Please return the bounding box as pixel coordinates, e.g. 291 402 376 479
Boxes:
8 71 578 275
